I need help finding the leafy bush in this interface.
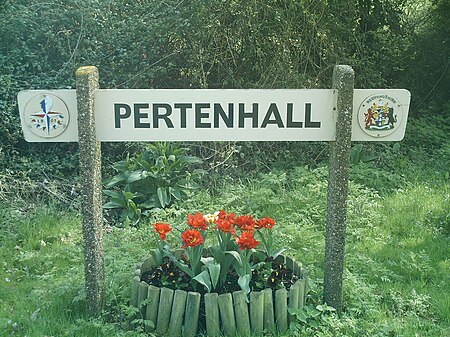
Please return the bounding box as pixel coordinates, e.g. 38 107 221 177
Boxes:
103 143 205 225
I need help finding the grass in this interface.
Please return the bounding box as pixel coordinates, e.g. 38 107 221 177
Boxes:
0 151 449 336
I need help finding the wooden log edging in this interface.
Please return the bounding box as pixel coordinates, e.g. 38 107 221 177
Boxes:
130 255 308 336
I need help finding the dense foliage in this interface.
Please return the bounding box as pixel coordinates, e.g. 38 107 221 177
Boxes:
0 1 449 335
0 0 448 173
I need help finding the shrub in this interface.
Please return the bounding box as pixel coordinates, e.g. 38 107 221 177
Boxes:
103 143 205 226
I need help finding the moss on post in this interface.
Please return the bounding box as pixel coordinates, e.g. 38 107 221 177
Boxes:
76 66 104 316
324 64 355 312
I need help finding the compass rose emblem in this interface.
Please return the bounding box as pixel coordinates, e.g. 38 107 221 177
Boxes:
24 93 70 138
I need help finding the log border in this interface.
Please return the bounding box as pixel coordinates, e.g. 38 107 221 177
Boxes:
131 254 308 336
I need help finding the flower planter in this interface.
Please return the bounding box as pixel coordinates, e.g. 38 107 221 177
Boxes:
130 254 308 336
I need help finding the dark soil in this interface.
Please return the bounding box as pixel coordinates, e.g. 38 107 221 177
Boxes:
141 255 299 295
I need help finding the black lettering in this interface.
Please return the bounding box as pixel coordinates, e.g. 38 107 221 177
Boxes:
304 103 321 128
134 103 150 128
114 103 131 128
261 103 284 128
239 103 258 128
286 103 303 128
195 103 211 128
153 103 174 128
213 103 234 128
174 103 191 128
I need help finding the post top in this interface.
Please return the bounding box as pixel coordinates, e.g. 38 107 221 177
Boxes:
334 64 354 73
332 65 354 90
76 66 99 76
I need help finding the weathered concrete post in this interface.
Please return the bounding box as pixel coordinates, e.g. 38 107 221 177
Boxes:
76 66 104 315
324 65 354 312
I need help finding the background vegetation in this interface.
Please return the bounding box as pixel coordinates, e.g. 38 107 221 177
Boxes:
0 0 449 336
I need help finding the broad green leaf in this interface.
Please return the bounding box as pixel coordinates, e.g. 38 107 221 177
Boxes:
138 200 158 209
201 257 221 290
226 250 243 267
350 144 363 164
271 248 287 259
207 263 220 290
181 156 203 164
127 170 143 183
105 174 126 188
123 191 135 200
169 187 182 200
172 260 193 278
200 257 215 264
361 154 379 163
309 320 319 328
209 246 225 264
237 274 251 294
113 160 129 172
296 310 308 323
157 187 169 207
193 270 211 293
103 200 124 209
253 250 266 261
151 249 163 266
103 190 122 199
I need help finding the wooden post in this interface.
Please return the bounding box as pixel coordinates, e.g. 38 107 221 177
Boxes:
138 281 149 316
324 65 354 312
217 293 236 337
262 289 275 333
183 292 201 337
130 276 140 308
233 290 250 336
145 285 160 333
249 291 264 334
76 66 104 316
156 287 174 335
204 293 220 336
288 281 300 323
168 289 188 336
275 288 288 332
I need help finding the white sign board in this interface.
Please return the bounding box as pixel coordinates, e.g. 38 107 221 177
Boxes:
18 89 410 142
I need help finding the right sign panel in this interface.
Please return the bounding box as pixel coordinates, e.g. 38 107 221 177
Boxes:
352 89 411 141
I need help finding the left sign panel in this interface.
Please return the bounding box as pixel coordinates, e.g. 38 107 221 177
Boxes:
18 90 78 142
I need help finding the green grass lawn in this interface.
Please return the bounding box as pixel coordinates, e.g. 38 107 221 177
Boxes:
0 165 449 336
